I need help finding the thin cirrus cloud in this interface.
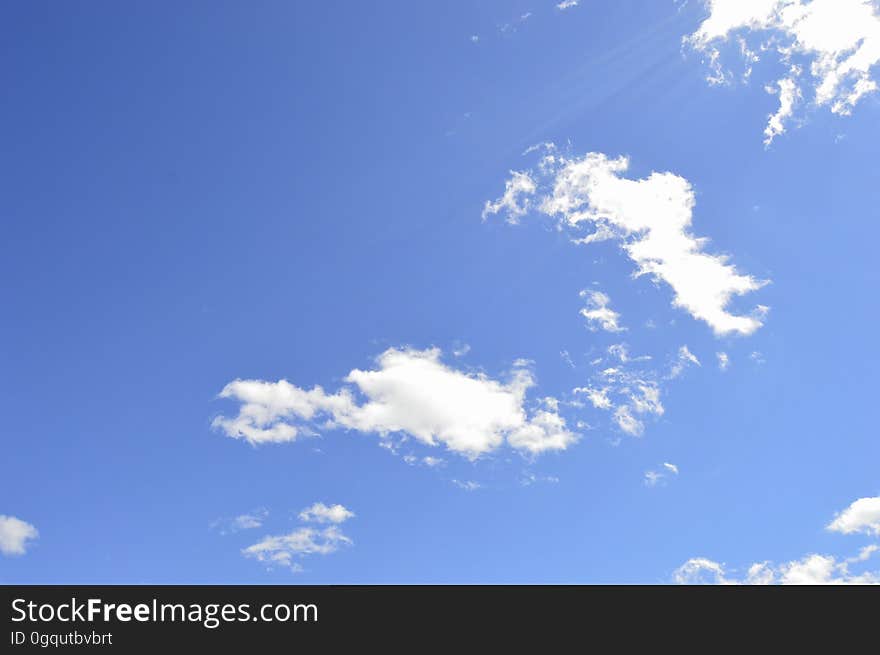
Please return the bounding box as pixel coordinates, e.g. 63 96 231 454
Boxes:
483 146 768 336
242 502 355 573
0 515 38 556
674 494 880 584
685 0 880 145
213 347 578 460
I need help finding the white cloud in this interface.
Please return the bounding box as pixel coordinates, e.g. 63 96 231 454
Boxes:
452 479 482 491
686 0 880 142
557 0 579 10
674 552 880 584
607 343 650 363
673 557 734 584
716 351 730 371
579 290 626 332
764 73 802 145
0 515 38 556
614 405 646 436
215 347 577 460
484 149 768 336
573 385 613 410
574 350 670 438
676 494 880 584
242 502 355 572
669 345 701 379
298 502 355 525
508 409 578 454
481 170 536 224
827 496 880 536
243 526 352 572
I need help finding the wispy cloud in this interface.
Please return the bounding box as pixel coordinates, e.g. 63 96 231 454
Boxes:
243 502 355 572
644 462 680 487
212 508 269 535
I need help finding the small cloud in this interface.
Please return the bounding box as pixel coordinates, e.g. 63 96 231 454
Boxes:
579 289 626 333
212 509 269 535
557 0 579 10
717 352 730 371
749 351 766 365
298 502 355 525
0 515 38 556
241 502 356 573
452 480 482 491
669 345 700 379
243 526 352 572
644 462 679 487
827 496 880 536
470 35 480 43
520 472 560 486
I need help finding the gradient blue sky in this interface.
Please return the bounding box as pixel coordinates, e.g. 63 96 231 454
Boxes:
2 0 879 583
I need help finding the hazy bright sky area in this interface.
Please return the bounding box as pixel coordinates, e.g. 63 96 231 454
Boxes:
2 0 879 583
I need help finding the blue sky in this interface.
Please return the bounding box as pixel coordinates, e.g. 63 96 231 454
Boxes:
2 0 879 584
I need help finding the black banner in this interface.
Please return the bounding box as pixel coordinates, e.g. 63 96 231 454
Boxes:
2 585 878 650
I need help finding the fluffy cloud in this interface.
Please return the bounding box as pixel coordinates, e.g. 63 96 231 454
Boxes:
557 0 579 10
580 290 625 332
484 148 768 336
686 0 880 144
716 351 730 371
298 503 355 525
214 348 577 460
675 494 880 584
827 496 880 536
0 515 38 556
